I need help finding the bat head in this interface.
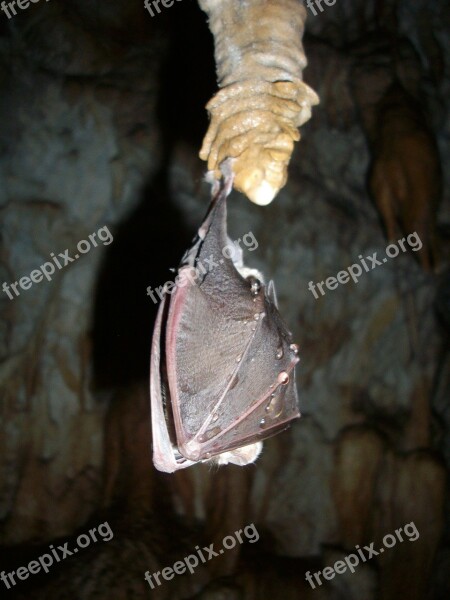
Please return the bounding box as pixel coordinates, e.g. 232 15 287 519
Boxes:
150 178 300 472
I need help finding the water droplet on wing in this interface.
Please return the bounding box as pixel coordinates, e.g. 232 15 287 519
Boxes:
278 371 289 385
229 375 239 389
265 389 284 418
247 276 261 296
203 426 222 441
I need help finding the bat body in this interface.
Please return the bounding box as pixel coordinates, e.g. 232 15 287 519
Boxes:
150 175 300 472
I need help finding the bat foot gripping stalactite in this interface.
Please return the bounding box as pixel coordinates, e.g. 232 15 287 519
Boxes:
150 169 301 473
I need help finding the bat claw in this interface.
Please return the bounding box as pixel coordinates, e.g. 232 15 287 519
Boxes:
219 157 235 197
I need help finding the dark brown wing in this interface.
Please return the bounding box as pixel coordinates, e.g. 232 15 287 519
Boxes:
165 186 300 462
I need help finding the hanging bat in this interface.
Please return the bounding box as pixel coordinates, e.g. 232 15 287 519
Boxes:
150 170 300 473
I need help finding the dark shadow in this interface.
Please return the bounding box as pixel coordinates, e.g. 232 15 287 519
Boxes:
155 0 216 156
91 171 194 388
91 1 216 388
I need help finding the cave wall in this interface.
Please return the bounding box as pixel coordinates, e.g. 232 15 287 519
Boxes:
0 1 449 599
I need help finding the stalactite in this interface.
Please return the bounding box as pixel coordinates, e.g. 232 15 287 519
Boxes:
198 0 319 205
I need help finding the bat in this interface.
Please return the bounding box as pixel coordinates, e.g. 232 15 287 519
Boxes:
150 169 301 473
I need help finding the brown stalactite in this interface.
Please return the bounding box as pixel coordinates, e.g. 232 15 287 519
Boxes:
368 83 442 271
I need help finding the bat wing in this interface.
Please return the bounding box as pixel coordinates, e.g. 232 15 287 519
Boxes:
167 273 300 462
150 180 300 471
150 293 197 472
